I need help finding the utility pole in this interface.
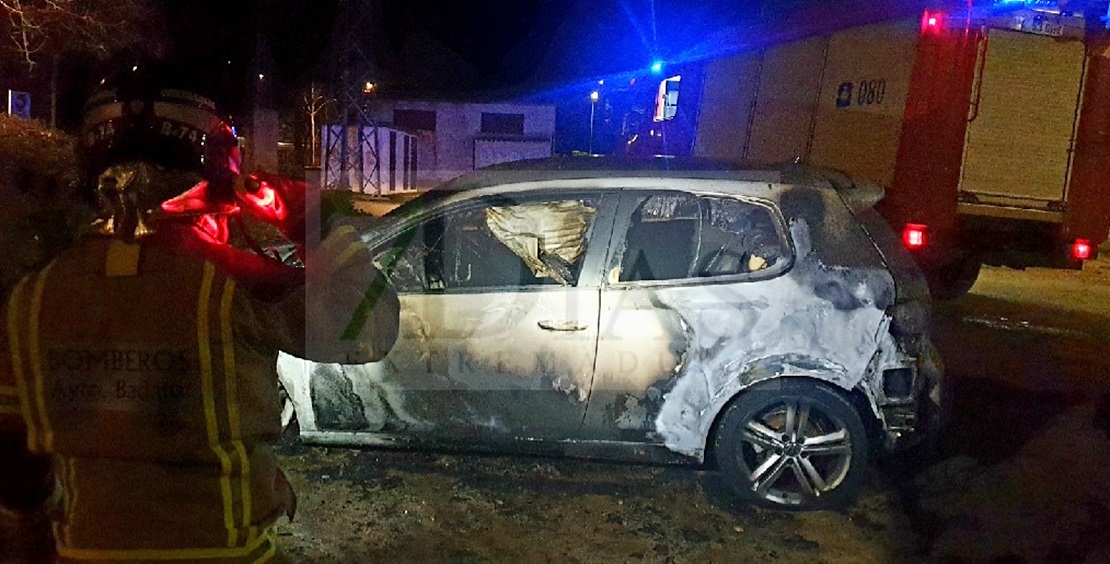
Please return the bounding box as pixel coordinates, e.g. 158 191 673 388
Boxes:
322 0 382 195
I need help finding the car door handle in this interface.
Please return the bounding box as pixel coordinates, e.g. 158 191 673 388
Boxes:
537 320 589 332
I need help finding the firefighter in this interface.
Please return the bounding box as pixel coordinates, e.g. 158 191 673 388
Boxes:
0 75 399 562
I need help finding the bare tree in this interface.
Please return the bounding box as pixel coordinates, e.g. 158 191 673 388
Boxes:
0 0 162 72
302 83 333 167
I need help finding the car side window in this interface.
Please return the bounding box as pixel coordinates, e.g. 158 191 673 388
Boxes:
373 196 600 292
617 192 786 283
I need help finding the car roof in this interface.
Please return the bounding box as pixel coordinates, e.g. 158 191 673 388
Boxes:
419 156 883 210
432 156 865 190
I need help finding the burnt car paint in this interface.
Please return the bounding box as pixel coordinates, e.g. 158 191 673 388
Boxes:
278 164 942 467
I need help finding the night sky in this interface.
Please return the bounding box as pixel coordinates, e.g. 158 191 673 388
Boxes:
42 0 769 150
146 1 762 111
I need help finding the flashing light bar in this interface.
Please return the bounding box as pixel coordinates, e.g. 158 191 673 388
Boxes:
921 10 946 33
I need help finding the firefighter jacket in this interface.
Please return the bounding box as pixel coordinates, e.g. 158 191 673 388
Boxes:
0 222 399 562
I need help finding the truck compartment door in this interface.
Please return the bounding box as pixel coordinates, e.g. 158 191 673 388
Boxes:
958 29 1086 216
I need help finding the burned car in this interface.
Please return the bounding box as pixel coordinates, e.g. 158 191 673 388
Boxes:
278 158 944 509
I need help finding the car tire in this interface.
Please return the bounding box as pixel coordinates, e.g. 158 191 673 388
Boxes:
713 379 869 510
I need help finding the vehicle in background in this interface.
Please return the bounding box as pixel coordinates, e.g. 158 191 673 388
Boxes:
278 157 944 510
628 0 1110 298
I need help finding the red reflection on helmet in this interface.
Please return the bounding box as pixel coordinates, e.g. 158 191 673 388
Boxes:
228 145 242 175
239 179 286 222
160 179 241 219
237 172 306 244
193 213 229 244
161 180 214 214
254 184 276 207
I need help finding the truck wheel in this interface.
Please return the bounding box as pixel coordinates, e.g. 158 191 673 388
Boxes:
713 379 869 510
925 258 981 300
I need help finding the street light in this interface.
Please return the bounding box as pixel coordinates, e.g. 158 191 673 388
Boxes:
589 90 599 154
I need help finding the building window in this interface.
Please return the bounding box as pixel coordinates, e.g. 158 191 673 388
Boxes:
480 112 525 135
394 109 437 131
654 75 681 122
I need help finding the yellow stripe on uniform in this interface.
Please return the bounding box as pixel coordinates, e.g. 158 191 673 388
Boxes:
253 528 279 563
7 276 35 449
29 263 55 451
220 277 254 536
197 263 238 548
55 527 275 561
335 241 367 268
0 385 20 415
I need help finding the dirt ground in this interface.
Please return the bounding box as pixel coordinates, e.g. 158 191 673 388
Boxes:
274 258 1110 563
3 257 1106 562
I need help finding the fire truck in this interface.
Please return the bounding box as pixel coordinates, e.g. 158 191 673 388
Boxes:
629 0 1110 297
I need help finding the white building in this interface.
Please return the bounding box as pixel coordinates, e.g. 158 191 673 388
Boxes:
320 124 417 194
371 100 555 189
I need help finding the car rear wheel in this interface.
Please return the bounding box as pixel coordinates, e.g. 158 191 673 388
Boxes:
713 379 869 510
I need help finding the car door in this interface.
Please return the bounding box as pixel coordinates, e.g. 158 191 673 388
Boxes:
352 189 617 441
582 188 792 444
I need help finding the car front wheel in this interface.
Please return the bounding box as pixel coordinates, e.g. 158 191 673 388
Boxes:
713 379 869 510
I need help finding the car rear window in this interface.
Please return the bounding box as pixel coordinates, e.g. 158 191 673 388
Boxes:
617 192 786 283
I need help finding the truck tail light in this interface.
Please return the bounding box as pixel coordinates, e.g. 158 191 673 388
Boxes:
921 10 945 34
903 224 928 250
1073 239 1091 261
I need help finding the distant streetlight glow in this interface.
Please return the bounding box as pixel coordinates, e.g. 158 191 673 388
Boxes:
650 60 664 74
363 81 376 93
258 73 265 80
589 91 600 154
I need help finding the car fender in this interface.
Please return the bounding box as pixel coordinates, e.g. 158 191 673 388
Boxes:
277 353 318 432
673 353 862 461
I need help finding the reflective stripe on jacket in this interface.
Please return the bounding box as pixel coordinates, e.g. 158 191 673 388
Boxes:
5 237 297 562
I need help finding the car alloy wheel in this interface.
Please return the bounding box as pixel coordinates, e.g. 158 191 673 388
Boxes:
714 379 868 510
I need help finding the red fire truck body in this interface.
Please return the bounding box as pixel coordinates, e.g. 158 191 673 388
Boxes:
635 1 1110 296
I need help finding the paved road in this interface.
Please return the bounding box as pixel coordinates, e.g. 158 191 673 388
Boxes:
907 259 1110 562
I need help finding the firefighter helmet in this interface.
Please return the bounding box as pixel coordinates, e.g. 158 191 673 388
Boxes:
79 67 241 238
